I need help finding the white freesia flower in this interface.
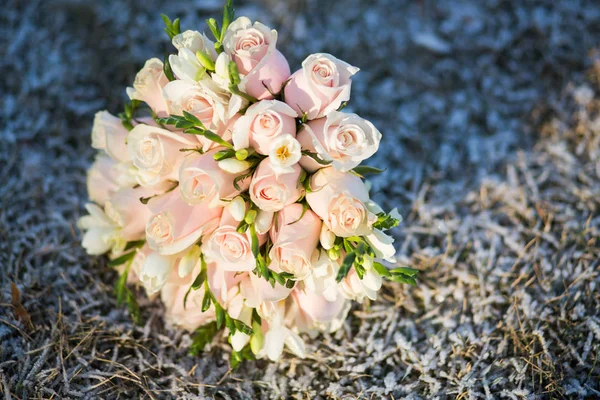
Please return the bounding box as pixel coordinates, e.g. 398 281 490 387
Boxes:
139 252 175 295
256 301 305 361
172 30 217 58
268 134 301 175
365 229 397 262
169 48 205 82
304 249 340 302
339 255 382 301
178 245 201 278
77 203 121 255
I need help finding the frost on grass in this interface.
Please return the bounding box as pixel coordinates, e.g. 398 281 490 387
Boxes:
1 0 600 399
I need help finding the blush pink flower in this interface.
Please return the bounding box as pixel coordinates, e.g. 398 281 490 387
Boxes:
179 148 249 207
284 53 359 120
222 17 291 99
91 111 130 163
145 189 222 255
305 167 376 237
249 158 303 212
126 58 169 117
269 203 321 279
232 100 297 155
297 111 381 172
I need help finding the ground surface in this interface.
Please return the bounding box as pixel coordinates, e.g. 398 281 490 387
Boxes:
2 0 600 398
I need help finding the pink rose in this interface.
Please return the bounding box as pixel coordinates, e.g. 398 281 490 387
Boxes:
146 189 222 255
104 186 160 241
202 207 266 272
179 148 249 207
232 100 297 155
269 203 321 279
91 111 130 163
291 288 350 333
127 123 198 187
284 53 359 120
305 167 376 237
163 79 225 131
222 17 291 100
249 158 303 212
126 58 169 117
86 155 125 206
297 112 381 172
161 264 216 331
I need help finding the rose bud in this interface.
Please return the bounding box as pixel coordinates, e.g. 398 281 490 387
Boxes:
91 111 130 163
145 189 222 255
232 100 298 155
305 167 376 237
269 203 322 280
222 17 291 100
297 112 382 172
284 53 359 120
249 158 303 212
126 58 169 117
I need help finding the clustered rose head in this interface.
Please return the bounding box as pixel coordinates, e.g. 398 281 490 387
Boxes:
79 10 400 363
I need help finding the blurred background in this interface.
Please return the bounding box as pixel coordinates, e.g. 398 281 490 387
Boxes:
2 0 600 398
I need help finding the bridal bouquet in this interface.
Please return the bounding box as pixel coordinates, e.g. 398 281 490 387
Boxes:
78 0 417 364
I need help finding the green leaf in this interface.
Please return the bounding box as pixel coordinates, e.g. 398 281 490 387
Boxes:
214 149 236 161
201 129 234 149
189 321 219 356
249 223 260 258
389 267 419 278
196 50 216 72
233 170 253 191
336 252 357 282
388 274 417 286
108 251 137 267
216 307 226 329
207 18 220 42
373 261 391 277
336 101 349 112
182 111 204 128
163 55 176 81
233 319 253 336
124 240 145 251
352 165 386 177
373 212 401 231
221 0 235 42
301 150 332 165
201 290 212 312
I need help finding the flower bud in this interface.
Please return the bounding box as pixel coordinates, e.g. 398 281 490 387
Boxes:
228 196 247 222
319 224 336 250
327 247 340 261
244 209 257 224
178 245 201 278
218 158 252 174
255 210 274 234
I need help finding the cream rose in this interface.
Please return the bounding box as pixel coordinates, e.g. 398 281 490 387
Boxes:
232 100 298 155
179 148 249 207
305 167 376 237
127 123 197 187
91 111 130 163
297 112 381 172
249 158 303 212
202 208 265 272
222 17 291 100
145 190 222 255
284 53 359 120
126 58 169 117
269 203 321 280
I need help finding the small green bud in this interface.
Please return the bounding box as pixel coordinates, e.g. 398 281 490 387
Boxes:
196 51 216 71
235 148 249 160
328 247 340 261
244 209 257 224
